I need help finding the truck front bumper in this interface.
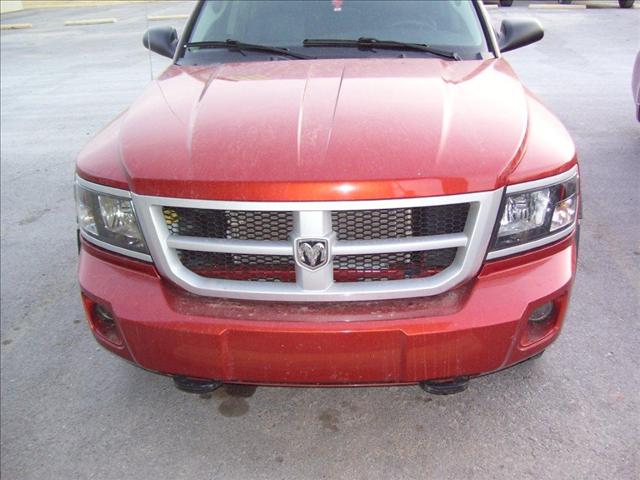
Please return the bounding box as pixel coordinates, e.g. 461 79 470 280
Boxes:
78 235 576 386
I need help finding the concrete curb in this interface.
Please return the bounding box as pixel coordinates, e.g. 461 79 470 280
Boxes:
24 1 143 8
18 0 184 9
64 17 117 26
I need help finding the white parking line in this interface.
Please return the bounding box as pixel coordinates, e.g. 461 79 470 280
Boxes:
64 18 117 26
0 23 33 30
529 3 587 8
147 14 189 21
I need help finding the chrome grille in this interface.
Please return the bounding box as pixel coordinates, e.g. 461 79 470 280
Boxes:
164 205 468 283
132 190 504 302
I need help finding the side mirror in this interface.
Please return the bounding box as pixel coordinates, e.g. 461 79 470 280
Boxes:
143 26 178 59
497 18 544 53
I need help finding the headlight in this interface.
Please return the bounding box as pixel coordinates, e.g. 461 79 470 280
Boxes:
75 179 148 257
488 169 579 258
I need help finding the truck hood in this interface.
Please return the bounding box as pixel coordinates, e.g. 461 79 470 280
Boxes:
117 58 531 200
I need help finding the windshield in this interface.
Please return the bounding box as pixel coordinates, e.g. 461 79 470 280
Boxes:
185 0 490 62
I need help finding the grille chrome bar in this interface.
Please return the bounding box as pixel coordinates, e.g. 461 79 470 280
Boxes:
166 236 292 256
132 190 504 302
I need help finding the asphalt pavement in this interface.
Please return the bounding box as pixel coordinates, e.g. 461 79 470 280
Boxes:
1 2 639 479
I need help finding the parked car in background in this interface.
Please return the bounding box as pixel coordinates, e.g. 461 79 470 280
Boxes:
633 52 640 120
486 0 636 7
76 0 581 395
483 0 515 6
560 0 635 7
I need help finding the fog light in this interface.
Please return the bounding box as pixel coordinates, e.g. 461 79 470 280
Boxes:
92 304 123 345
528 302 554 323
95 304 114 324
523 301 557 345
81 294 124 347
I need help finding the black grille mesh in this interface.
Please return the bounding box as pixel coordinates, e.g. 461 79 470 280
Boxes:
166 205 467 283
332 204 469 240
164 208 293 241
176 250 296 283
333 248 457 282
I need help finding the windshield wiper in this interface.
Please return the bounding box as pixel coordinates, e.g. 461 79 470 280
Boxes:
185 40 315 60
303 37 461 61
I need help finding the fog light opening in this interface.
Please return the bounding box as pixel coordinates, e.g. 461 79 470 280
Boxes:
89 302 123 346
523 301 557 345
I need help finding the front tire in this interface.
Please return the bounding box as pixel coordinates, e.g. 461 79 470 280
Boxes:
619 0 634 8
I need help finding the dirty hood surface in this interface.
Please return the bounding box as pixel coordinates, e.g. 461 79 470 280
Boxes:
119 58 530 200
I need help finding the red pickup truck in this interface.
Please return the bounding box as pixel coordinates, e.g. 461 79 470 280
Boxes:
76 0 580 395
